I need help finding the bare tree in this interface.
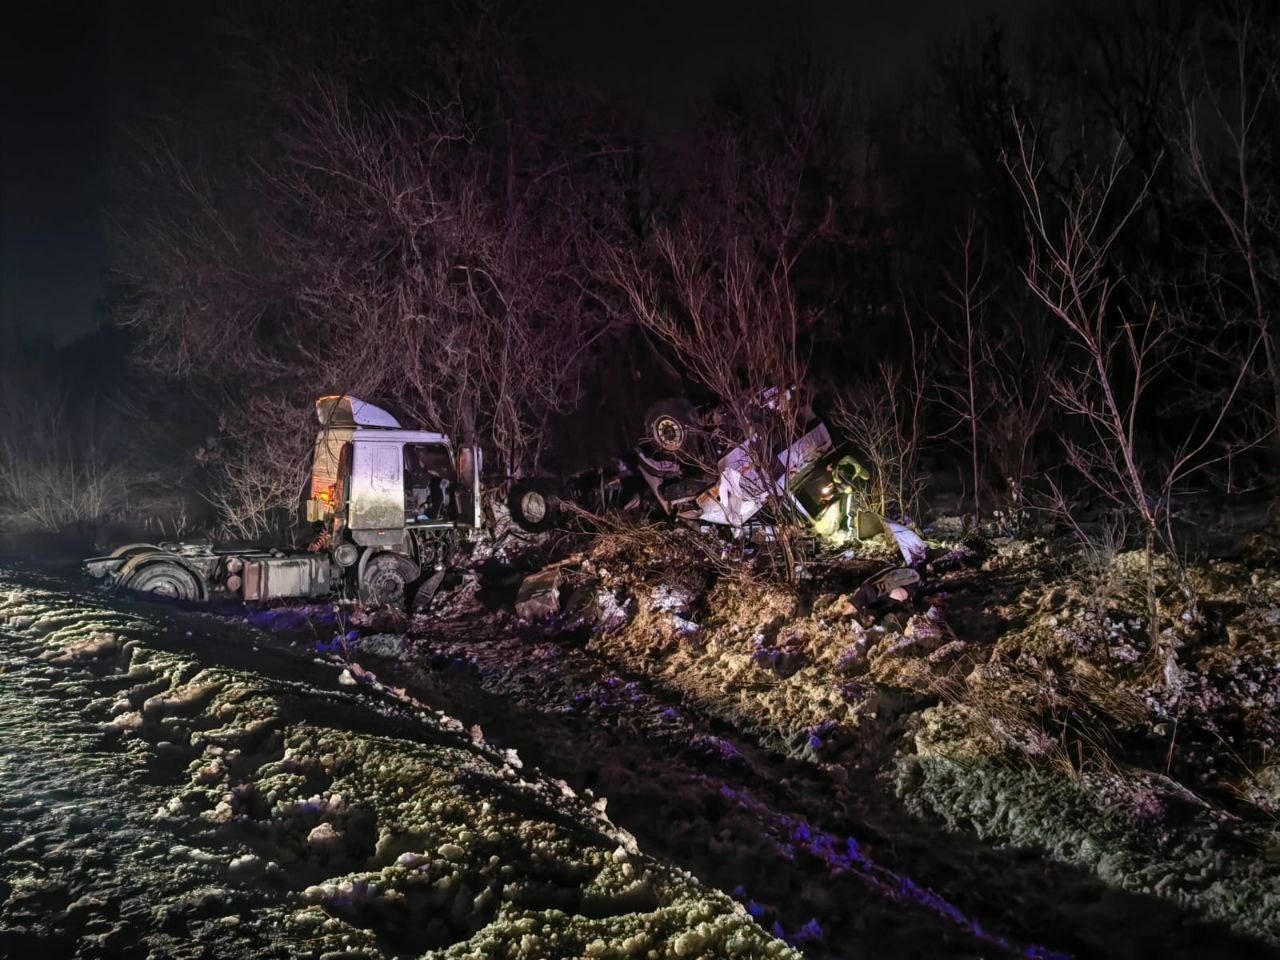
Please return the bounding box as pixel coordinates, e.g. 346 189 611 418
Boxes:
829 313 929 521
598 65 858 578
982 318 1055 531
0 386 130 533
191 398 316 540
118 64 624 534
1007 120 1255 634
1180 1 1280 448
932 216 995 523
604 215 816 577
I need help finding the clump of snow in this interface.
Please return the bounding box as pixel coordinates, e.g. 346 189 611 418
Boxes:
649 584 697 616
592 588 631 632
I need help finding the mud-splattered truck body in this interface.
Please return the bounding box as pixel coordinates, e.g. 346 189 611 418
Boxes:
85 396 482 608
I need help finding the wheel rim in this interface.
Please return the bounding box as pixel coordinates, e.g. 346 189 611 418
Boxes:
520 491 547 523
653 415 686 452
365 556 411 606
130 564 197 600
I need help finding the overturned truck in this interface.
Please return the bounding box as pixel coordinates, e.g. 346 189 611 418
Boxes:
87 392 909 608
511 389 910 555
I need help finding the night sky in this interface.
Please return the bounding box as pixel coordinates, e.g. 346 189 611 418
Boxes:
1 0 1041 344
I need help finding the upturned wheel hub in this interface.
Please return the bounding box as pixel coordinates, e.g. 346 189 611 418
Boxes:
653 415 686 452
520 491 547 523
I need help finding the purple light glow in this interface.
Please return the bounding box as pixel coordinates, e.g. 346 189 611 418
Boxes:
719 783 1069 959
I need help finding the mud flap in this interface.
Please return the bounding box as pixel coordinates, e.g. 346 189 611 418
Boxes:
411 566 448 612
515 568 562 620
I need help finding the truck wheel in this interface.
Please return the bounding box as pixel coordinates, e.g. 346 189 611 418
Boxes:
359 552 419 609
123 560 202 601
507 479 560 533
640 397 699 464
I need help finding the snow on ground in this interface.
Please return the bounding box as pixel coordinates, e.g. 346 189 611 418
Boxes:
0 573 797 959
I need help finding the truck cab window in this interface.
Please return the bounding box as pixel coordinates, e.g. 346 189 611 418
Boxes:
404 444 454 522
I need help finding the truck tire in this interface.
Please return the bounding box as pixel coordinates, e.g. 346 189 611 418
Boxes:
640 397 699 464
123 559 203 601
359 551 419 609
507 479 560 533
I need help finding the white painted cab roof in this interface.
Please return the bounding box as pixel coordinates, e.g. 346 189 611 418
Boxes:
316 395 402 429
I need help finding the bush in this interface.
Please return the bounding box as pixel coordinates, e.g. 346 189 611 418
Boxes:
0 388 137 534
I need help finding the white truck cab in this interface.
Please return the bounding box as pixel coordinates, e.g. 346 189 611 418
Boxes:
306 395 481 534
85 396 482 609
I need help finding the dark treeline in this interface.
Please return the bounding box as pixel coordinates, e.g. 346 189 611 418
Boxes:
9 0 1277 560
0 321 210 539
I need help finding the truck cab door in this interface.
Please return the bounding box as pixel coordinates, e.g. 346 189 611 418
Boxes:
349 440 407 531
456 445 482 528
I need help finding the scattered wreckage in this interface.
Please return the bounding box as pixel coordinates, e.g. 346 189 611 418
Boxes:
508 390 927 565
85 393 925 610
635 391 928 564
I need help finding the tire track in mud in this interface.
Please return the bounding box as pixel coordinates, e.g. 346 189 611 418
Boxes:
0 571 802 960
323 610 1279 960
330 618 1047 959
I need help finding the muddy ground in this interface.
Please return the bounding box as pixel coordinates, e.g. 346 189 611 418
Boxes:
2 529 1278 960
260 527 1278 958
0 571 796 959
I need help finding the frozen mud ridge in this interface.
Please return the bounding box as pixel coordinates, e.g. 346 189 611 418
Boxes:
0 574 797 959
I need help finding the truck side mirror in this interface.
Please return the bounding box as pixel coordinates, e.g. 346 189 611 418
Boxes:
456 446 482 528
